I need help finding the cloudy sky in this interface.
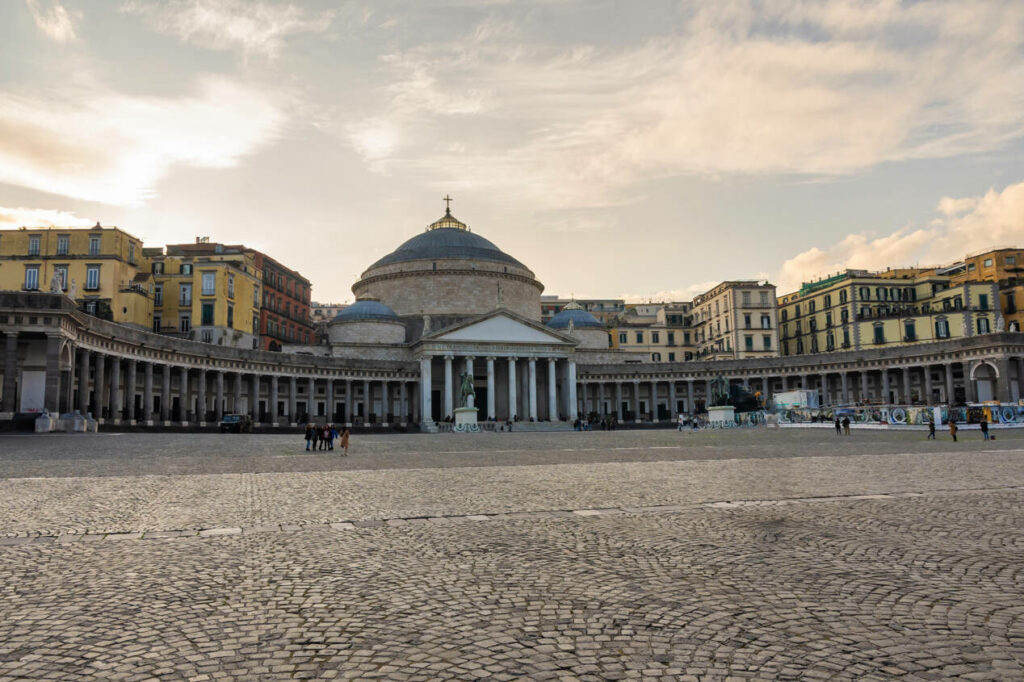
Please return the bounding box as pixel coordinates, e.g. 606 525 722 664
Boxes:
2 0 1024 303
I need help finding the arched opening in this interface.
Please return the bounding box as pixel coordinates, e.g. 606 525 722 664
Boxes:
971 361 998 402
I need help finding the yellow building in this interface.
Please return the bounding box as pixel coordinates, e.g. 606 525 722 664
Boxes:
146 241 261 348
609 303 695 362
0 225 152 329
778 269 1000 356
945 248 1024 332
692 281 780 360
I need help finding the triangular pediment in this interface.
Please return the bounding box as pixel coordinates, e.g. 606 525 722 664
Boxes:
425 309 575 345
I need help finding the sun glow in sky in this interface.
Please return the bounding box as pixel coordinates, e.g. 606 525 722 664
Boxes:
2 0 1024 302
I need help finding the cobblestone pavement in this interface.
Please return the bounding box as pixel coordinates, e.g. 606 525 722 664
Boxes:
1 431 1023 680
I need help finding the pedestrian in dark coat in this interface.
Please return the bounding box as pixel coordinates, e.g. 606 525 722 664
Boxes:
304 424 313 451
949 419 958 442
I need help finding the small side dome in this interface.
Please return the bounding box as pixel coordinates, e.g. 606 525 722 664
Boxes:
334 298 399 322
547 305 604 330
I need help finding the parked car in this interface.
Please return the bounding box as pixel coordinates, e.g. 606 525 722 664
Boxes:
218 414 252 433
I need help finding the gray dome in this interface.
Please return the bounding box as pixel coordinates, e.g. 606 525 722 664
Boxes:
334 299 399 322
548 307 604 330
367 226 528 270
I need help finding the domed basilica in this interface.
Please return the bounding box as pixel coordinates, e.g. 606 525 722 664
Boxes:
311 203 633 425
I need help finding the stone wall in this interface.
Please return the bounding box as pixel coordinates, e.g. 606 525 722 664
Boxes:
354 269 542 320
328 320 406 345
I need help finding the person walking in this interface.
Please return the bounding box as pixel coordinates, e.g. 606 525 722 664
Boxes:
927 417 936 440
320 424 330 450
980 417 990 441
339 427 350 456
304 423 313 451
834 417 841 436
841 416 850 435
327 424 337 451
949 418 958 442
311 424 320 451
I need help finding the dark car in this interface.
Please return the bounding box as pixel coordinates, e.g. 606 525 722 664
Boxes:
218 414 252 433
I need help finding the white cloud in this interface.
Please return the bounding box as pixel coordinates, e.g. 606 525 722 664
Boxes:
0 205 94 228
25 0 77 42
776 179 1024 293
0 77 286 206
339 1 1024 209
618 281 721 304
121 0 334 58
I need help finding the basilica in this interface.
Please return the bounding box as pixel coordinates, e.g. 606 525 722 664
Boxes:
2 206 1024 431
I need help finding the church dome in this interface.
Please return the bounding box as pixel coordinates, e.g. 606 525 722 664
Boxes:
334 298 399 322
548 304 604 330
366 209 528 270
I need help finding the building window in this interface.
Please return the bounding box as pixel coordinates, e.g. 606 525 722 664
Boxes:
201 302 214 326
228 275 235 298
684 332 690 344
842 329 850 347
781 310 788 322
254 287 260 307
181 263 193 275
24 265 40 290
153 261 164 274
977 317 990 334
761 315 770 329
201 329 213 343
841 308 849 323
978 294 989 310
742 291 751 306
652 331 660 343
153 314 162 332
618 332 627 344
28 235 40 256
873 324 885 344
1007 294 1017 314
744 314 751 329
667 332 675 345
88 235 101 256
180 283 192 305
759 291 768 305
984 258 993 267
652 352 661 361
825 312 833 327
227 304 234 328
1007 256 1017 265
56 235 69 255
904 320 916 341
968 263 976 271
635 331 643 343
128 242 136 264
826 333 835 351
154 285 163 306
839 290 847 304
668 352 676 361
84 301 97 315
180 314 191 333
85 265 100 290
808 300 816 313
745 335 754 351
201 272 216 296
796 339 804 353
936 318 950 338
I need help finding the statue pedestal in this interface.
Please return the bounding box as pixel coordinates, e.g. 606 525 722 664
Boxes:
707 405 735 427
453 407 480 433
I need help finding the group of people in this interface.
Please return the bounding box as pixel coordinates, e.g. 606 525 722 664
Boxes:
940 417 991 442
304 423 350 455
833 417 851 435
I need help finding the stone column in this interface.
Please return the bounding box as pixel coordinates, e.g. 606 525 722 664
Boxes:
345 379 353 422
143 361 154 422
486 358 496 420
963 362 976 403
270 375 279 425
1017 358 1024 401
161 364 171 422
380 380 388 419
669 381 677 419
77 347 90 415
308 377 316 420
197 370 207 424
528 358 538 421
326 379 335 422
234 374 242 414
998 357 1013 403
923 366 933 406
215 371 225 421
444 355 454 420
93 354 106 420
902 367 912 405
126 360 137 421
819 373 828 406
598 382 606 416
615 382 624 420
840 372 849 405
2 333 16 412
861 372 869 403
705 379 712 410
567 359 578 421
945 363 955 405
687 380 694 415
507 357 518 420
801 375 808 390
649 380 658 421
180 367 190 423
632 381 641 422
363 379 370 420
288 376 297 424
399 381 407 423
109 356 121 422
548 359 558 421
881 368 890 404
251 374 260 422
420 358 433 424
43 335 62 414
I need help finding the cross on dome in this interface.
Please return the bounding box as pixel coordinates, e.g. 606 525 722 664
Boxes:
426 194 470 231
